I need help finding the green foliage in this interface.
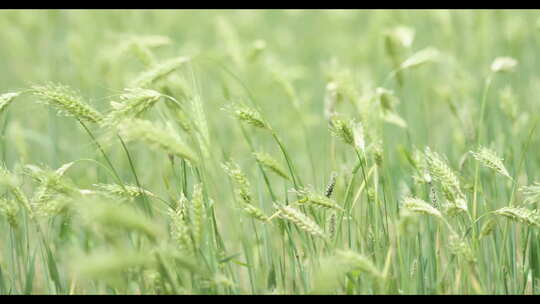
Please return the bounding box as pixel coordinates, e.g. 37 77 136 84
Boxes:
1 9 540 295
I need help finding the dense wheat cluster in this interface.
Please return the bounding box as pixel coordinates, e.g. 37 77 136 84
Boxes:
1 9 540 295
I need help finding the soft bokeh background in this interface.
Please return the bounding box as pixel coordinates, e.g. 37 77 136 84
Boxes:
1 10 539 185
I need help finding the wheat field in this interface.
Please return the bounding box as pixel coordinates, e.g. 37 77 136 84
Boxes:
1 9 540 295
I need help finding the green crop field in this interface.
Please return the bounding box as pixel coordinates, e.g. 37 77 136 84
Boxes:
1 9 540 295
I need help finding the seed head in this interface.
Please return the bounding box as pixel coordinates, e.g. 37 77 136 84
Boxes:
118 119 198 164
424 147 467 214
295 188 344 211
402 196 442 218
253 151 289 180
479 218 497 239
448 234 476 263
221 161 252 204
226 104 269 130
274 203 326 237
93 183 155 200
353 122 366 152
375 88 407 128
494 206 540 228
324 172 338 198
0 198 19 228
336 250 382 278
25 163 77 217
241 203 269 222
329 117 354 145
521 182 540 206
385 26 415 49
327 211 337 238
32 83 103 123
491 57 518 73
130 56 190 88
470 147 512 180
0 92 21 114
168 204 194 255
189 183 205 247
104 88 162 126
399 47 440 70
324 81 339 121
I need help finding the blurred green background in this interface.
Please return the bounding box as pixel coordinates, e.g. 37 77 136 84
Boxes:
1 10 539 180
